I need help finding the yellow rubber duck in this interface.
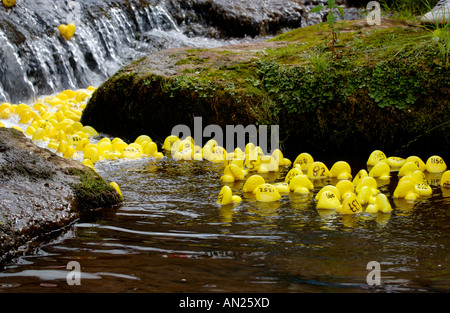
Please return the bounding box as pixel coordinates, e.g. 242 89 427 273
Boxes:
329 161 352 180
289 174 314 192
222 164 245 182
110 182 123 199
336 193 362 214
393 178 418 200
315 185 341 201
273 182 290 193
441 171 450 187
352 169 368 186
307 161 329 179
426 156 447 173
375 193 393 213
368 162 390 179
367 150 387 166
414 183 432 197
405 156 426 171
293 152 314 171
335 180 355 199
317 190 341 209
242 175 265 193
255 184 281 202
357 185 376 205
398 161 419 177
58 24 76 40
284 168 303 184
355 176 378 194
386 156 406 168
2 0 16 7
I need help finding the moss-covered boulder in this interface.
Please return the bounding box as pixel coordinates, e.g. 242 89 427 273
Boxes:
0 128 123 265
81 18 450 160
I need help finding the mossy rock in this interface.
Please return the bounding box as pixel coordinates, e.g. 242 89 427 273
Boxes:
82 18 450 160
0 128 123 265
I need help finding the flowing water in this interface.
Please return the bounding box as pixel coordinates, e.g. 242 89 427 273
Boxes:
0 153 449 293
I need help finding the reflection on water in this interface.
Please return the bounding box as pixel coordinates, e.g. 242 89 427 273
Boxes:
0 156 449 293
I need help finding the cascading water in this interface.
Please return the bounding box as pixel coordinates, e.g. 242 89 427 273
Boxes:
0 0 362 104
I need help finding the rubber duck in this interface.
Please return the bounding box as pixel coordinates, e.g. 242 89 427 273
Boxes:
110 182 123 199
58 24 76 40
244 153 261 172
163 135 179 150
317 190 341 209
368 162 390 179
335 180 355 199
122 145 142 159
426 156 447 173
393 178 418 199
144 142 158 157
273 182 290 193
357 185 376 205
223 164 245 181
355 176 378 194
414 183 432 197
367 150 387 166
135 135 152 146
329 161 352 180
386 156 406 168
242 175 265 193
315 185 341 201
441 171 450 187
285 168 303 184
81 125 99 138
102 150 122 160
293 152 314 171
217 186 234 205
352 169 368 186
2 0 16 7
307 161 330 179
398 161 419 177
83 146 99 163
376 193 393 213
271 149 285 166
258 156 278 173
289 174 314 192
336 193 362 214
405 156 427 171
411 170 427 184
255 184 281 202
365 204 379 214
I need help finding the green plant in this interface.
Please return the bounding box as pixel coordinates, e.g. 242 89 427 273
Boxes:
432 27 450 68
311 0 345 51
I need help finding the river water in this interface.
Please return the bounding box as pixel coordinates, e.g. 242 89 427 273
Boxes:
0 151 449 293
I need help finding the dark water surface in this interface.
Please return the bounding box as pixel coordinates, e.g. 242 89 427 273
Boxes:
0 156 449 293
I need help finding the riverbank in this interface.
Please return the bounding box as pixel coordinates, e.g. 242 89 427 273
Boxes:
81 18 450 161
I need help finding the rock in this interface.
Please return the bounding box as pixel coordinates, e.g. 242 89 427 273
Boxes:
0 128 122 265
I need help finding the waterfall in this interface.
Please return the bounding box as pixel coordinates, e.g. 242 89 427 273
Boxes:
0 0 361 104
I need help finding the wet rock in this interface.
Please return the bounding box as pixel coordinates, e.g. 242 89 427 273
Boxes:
0 128 122 265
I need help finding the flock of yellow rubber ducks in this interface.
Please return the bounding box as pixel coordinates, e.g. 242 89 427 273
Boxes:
1 87 450 214
214 148 450 215
0 87 163 199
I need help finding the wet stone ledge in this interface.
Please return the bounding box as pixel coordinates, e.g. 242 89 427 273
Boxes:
0 128 122 266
